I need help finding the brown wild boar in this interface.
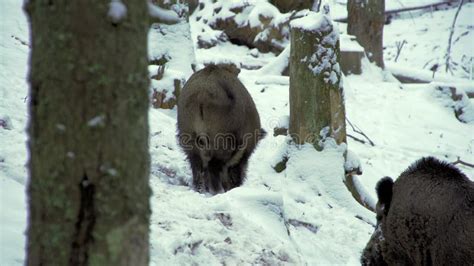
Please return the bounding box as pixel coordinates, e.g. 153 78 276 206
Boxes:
177 64 265 194
362 157 474 265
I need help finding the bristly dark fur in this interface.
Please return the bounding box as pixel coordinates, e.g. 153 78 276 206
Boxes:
376 176 393 208
177 64 262 194
401 156 467 181
362 157 474 265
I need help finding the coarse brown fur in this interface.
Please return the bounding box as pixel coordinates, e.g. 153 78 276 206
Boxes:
177 64 265 194
362 157 474 265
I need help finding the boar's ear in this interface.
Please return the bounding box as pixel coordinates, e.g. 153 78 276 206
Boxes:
376 176 393 214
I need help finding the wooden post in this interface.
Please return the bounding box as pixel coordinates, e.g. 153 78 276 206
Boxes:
289 12 346 151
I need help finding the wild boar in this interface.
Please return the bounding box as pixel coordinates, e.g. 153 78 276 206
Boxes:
177 64 265 194
361 157 474 265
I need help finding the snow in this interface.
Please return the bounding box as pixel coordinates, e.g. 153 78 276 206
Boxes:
290 12 333 33
148 20 195 101
331 0 452 21
387 62 473 83
345 149 362 173
340 34 364 52
433 83 474 123
0 176 26 266
256 44 290 75
383 3 474 79
87 114 106 127
247 2 280 28
108 0 127 24
148 1 181 24
290 11 341 83
1 0 473 265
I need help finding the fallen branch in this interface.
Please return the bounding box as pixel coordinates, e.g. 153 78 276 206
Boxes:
344 174 376 213
148 1 182 25
335 0 459 23
388 63 474 88
346 118 375 146
451 156 474 168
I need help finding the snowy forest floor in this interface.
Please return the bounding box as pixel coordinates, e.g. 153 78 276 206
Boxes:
1 0 473 265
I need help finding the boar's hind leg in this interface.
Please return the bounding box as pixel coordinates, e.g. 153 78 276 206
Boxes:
226 151 251 191
208 157 226 193
186 151 207 192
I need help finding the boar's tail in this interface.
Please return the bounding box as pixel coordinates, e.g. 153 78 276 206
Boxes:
376 176 394 212
196 79 236 109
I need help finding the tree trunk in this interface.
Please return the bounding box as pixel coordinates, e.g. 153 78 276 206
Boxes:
25 1 151 265
347 0 385 68
269 0 314 13
289 13 346 151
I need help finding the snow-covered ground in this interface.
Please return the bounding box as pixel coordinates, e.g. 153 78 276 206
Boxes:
1 0 473 265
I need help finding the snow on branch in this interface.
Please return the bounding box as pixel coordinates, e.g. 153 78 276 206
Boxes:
256 44 290 76
148 1 181 25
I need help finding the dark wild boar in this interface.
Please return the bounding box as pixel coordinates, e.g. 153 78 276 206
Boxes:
177 64 265 194
362 157 474 265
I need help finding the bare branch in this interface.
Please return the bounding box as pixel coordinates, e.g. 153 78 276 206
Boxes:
445 0 465 73
346 118 375 146
344 174 376 213
451 156 474 168
347 134 369 145
394 40 407 63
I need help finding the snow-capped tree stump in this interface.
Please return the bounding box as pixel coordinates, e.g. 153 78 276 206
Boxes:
347 0 385 68
289 12 346 151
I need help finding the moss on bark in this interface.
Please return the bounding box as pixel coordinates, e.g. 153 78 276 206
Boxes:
25 0 151 265
289 14 346 151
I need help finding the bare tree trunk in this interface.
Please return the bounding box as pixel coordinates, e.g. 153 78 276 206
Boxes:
347 0 385 68
25 0 151 265
289 13 346 151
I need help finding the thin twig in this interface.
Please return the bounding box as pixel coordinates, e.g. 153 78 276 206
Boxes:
355 215 376 227
423 57 437 69
11 35 30 47
347 134 368 145
394 40 407 62
346 118 375 146
445 0 465 73
451 156 474 168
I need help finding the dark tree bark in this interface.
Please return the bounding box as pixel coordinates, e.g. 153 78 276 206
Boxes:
270 0 314 13
347 0 385 68
25 1 151 265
